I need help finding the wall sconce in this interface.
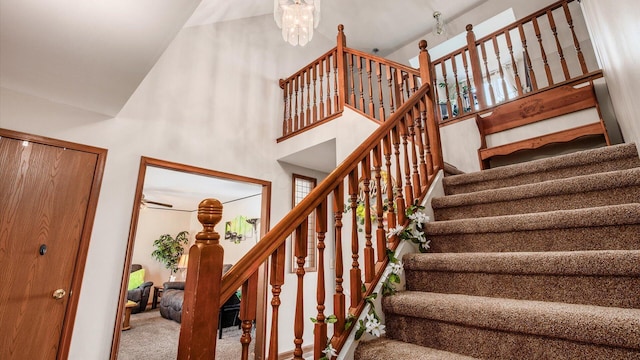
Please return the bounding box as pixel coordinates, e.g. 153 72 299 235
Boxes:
433 11 446 36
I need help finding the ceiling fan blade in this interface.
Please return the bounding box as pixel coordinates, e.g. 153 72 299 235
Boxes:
144 199 173 208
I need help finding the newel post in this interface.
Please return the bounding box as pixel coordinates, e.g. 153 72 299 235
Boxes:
177 199 224 359
336 24 348 111
466 24 487 109
418 40 444 171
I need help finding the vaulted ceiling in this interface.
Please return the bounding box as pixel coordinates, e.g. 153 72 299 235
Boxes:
0 0 486 117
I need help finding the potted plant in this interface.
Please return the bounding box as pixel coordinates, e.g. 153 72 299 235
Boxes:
151 230 189 281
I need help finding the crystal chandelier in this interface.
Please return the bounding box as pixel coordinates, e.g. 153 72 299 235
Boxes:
274 0 321 46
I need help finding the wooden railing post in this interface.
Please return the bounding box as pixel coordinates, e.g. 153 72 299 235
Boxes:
177 199 224 359
418 40 444 171
336 24 348 112
465 24 487 109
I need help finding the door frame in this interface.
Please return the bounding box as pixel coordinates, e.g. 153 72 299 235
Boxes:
110 156 272 359
0 128 107 359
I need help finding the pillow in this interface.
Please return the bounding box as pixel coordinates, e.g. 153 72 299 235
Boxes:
128 269 145 290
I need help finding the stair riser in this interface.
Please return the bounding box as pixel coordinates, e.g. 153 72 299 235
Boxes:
428 225 640 252
385 316 640 360
445 157 640 195
405 271 640 308
434 185 640 220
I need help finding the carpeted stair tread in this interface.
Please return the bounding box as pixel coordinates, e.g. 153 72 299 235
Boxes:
355 338 478 359
403 250 640 276
426 203 640 235
383 292 640 350
444 143 640 195
432 167 640 220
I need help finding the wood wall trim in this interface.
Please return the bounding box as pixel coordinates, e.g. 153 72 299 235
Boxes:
110 156 272 360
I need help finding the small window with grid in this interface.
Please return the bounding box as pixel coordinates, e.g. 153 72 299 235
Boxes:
291 174 317 272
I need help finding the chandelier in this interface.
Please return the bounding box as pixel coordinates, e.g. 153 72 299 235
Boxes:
274 0 321 46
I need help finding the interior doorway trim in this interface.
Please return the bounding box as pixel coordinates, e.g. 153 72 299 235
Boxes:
110 156 272 359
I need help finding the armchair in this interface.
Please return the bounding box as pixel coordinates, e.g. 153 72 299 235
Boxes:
126 264 153 314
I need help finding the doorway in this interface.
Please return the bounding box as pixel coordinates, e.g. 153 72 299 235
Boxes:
0 128 107 359
111 156 271 359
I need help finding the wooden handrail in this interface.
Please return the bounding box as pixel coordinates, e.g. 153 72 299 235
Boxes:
221 81 435 307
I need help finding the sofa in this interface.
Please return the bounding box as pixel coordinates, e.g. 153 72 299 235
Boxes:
159 264 241 338
127 264 153 314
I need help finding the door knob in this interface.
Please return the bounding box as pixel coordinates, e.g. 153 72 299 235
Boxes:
52 289 66 300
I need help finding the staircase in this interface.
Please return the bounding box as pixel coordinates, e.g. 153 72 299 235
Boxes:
355 143 640 359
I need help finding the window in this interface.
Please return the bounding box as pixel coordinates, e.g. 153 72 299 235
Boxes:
291 174 317 272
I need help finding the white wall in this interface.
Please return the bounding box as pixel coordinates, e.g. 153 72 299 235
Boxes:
581 0 640 145
0 13 336 359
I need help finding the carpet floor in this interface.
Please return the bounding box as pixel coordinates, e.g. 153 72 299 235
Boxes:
118 309 254 359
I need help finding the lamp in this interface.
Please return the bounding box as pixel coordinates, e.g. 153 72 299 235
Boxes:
177 254 189 280
433 11 446 36
274 0 321 46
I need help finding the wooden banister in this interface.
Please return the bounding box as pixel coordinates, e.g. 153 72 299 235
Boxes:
433 0 596 124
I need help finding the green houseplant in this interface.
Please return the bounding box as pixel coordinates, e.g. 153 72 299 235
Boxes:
151 230 189 279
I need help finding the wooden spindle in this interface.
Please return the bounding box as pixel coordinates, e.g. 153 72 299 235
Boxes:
563 2 588 74
451 53 463 116
357 56 365 111
377 62 385 121
312 64 318 123
348 169 362 308
480 41 496 105
382 134 397 240
293 221 308 360
391 125 406 225
505 30 523 97
288 81 294 133
394 68 404 107
372 144 386 265
294 75 300 131
386 66 395 114
324 55 331 117
532 16 553 86
518 24 538 92
177 199 224 360
412 103 428 187
306 68 312 125
300 73 306 127
547 9 570 81
399 118 414 206
239 273 258 360
366 59 375 116
406 113 420 200
492 36 509 102
318 59 325 120
461 50 474 111
313 200 328 360
348 54 356 107
332 184 346 337
268 243 286 359
440 61 452 118
361 156 374 284
419 97 434 176
466 24 487 108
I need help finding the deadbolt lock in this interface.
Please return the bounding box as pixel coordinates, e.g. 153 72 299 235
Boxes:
52 289 66 300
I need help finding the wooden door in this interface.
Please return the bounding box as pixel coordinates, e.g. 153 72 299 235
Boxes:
0 130 106 359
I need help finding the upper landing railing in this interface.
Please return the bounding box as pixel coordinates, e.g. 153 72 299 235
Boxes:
433 0 601 124
278 25 421 141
